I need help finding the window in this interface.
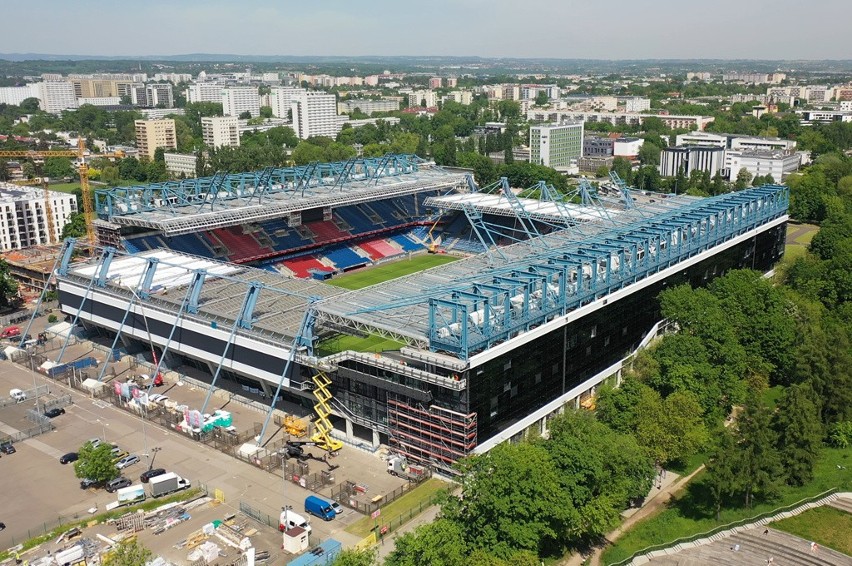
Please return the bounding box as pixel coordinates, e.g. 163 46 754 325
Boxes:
590 325 597 338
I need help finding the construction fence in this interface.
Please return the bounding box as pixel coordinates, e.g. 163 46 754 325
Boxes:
330 469 433 516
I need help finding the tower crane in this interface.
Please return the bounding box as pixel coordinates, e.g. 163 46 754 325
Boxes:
0 140 124 245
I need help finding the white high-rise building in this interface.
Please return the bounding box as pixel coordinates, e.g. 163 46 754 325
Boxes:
186 82 225 104
529 122 584 171
291 92 340 139
201 116 240 148
0 183 78 251
0 83 40 106
38 81 78 114
269 87 306 118
222 86 261 117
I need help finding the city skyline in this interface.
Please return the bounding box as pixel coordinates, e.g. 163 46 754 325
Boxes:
2 0 850 61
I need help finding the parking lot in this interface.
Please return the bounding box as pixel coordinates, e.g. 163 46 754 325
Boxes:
1 316 413 561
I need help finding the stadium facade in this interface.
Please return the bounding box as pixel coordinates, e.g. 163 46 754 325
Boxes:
52 155 788 473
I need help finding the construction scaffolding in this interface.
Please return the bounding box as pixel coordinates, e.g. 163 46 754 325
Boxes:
387 395 477 472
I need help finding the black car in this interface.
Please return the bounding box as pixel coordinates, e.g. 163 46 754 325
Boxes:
80 478 104 490
44 407 66 418
0 444 15 454
140 468 166 483
0 522 5 531
59 452 79 464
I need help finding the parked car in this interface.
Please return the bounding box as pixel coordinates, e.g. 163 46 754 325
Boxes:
106 477 132 493
111 449 129 462
0 521 5 531
0 443 15 454
140 468 166 483
44 407 66 418
115 455 140 469
86 438 102 449
80 478 104 490
59 452 79 464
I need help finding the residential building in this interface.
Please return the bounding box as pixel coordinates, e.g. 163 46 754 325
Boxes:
153 73 192 84
291 92 340 139
797 110 852 124
77 97 121 107
0 83 40 106
222 86 261 118
134 119 177 160
527 110 714 131
446 77 458 88
130 83 148 106
405 89 437 108
269 87 306 118
624 97 651 113
529 122 584 172
726 150 800 182
429 77 443 89
186 82 225 104
522 84 559 100
146 83 174 108
442 91 474 105
722 72 786 84
0 183 77 251
660 146 724 178
70 77 132 99
835 86 852 101
338 99 399 115
141 108 185 120
201 116 240 148
38 81 78 114
163 153 198 178
840 100 852 111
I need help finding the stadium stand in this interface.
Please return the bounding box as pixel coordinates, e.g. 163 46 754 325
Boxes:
280 255 334 279
359 238 401 260
390 234 423 252
211 226 272 262
324 247 370 270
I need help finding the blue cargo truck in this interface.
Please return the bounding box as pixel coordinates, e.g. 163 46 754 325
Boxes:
304 495 336 521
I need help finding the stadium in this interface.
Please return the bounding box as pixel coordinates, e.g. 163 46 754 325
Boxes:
51 154 788 473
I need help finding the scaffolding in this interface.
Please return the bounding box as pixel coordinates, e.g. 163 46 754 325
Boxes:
387 395 477 472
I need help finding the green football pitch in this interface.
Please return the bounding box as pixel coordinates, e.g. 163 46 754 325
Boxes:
326 253 458 290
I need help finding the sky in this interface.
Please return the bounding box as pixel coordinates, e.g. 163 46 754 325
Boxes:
2 0 851 60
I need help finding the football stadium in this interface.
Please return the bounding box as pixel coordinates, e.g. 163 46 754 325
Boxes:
51 154 788 473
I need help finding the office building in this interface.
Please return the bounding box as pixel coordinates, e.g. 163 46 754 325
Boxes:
222 86 261 118
291 92 340 139
529 122 584 171
38 81 78 114
269 87 306 118
202 116 240 148
613 137 644 159
70 77 132 99
660 146 724 178
146 83 175 108
134 119 177 160
583 135 614 157
0 184 77 251
528 110 714 131
726 150 800 182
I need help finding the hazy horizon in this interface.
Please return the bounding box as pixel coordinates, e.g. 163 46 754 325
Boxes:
3 0 851 61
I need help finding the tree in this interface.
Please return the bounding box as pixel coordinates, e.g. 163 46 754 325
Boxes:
611 157 632 185
534 91 549 107
637 141 661 167
291 141 326 165
102 539 152 566
60 212 87 240
595 165 610 178
734 168 753 190
0 259 18 308
705 428 741 520
238 111 252 120
446 442 569 557
385 519 468 566
773 383 823 486
43 157 74 180
74 442 120 483
259 106 273 118
736 397 782 507
331 548 376 566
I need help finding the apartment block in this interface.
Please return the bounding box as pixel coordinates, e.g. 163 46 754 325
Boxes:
269 87 307 118
291 92 340 139
38 81 78 114
134 119 177 160
529 122 584 171
222 86 261 117
163 153 198 178
0 184 77 251
201 116 240 148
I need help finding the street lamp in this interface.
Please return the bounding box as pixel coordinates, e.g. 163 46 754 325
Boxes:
146 446 162 470
96 418 108 442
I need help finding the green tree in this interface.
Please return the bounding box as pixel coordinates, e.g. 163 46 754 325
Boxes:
259 106 273 118
534 91 549 107
736 397 782 507
637 141 661 167
385 518 468 566
74 441 120 483
331 548 376 566
43 157 74 180
734 167 752 190
0 259 18 308
238 111 252 119
773 383 823 486
705 428 741 520
611 157 632 185
102 539 153 566
291 141 326 165
446 442 568 557
60 212 87 241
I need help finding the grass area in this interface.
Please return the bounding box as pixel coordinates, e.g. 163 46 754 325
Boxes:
600 447 852 565
771 505 852 555
316 333 406 356
782 222 819 264
761 385 786 409
327 254 458 290
0 487 203 561
47 182 80 193
344 478 447 539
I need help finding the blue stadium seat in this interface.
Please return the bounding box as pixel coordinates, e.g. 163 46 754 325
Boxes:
324 246 370 270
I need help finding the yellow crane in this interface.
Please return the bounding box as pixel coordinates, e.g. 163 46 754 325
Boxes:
0 140 124 245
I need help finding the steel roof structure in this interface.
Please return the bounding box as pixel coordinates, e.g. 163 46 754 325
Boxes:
94 154 468 236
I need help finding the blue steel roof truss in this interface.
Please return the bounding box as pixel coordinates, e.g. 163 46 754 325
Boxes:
427 186 788 358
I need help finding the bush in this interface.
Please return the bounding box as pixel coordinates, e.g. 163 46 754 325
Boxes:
48 314 58 323
827 421 852 448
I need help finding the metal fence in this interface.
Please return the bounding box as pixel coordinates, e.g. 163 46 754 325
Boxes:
239 500 278 531
0 420 55 446
329 472 432 516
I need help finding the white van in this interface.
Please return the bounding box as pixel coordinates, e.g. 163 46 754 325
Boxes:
278 510 311 533
9 389 26 402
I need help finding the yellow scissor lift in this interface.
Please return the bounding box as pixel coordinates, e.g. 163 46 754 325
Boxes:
310 372 343 452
